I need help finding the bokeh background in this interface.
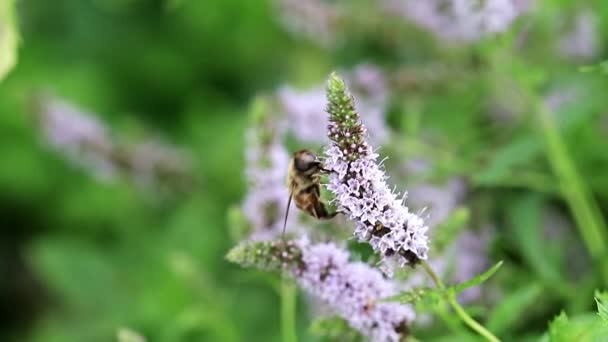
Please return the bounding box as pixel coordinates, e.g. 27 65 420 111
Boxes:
1 0 608 341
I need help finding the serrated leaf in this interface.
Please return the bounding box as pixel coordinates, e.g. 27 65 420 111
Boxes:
451 261 503 294
595 291 608 323
0 0 18 82
548 311 608 342
549 312 576 342
486 283 542 335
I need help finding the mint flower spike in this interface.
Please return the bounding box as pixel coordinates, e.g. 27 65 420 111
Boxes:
227 238 415 342
324 72 430 269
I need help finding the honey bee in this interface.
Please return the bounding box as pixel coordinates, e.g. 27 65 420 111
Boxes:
282 149 337 236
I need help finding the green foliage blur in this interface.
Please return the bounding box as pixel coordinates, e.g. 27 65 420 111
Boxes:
1 0 608 341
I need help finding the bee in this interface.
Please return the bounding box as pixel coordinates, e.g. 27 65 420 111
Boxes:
282 149 337 236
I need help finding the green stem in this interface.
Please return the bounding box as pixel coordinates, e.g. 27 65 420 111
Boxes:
532 96 608 283
421 261 501 342
280 277 298 342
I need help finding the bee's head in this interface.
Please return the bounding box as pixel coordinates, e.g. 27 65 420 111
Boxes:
294 149 321 173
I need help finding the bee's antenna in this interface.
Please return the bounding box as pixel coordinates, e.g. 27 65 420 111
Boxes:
281 194 293 240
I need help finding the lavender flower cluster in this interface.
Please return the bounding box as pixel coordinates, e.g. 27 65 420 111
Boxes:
275 0 529 45
558 10 599 60
385 0 530 42
227 238 415 341
275 0 343 46
36 96 192 190
323 73 430 268
38 96 119 180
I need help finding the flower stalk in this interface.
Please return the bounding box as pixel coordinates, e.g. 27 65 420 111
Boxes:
281 278 298 342
420 261 500 342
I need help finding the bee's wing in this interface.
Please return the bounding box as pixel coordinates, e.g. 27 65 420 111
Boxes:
281 194 293 239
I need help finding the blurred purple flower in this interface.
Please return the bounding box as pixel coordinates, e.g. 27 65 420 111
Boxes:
277 86 328 142
407 178 467 229
275 0 343 46
37 96 117 180
323 73 429 268
241 111 299 240
558 10 599 60
278 64 390 145
384 0 529 42
403 160 491 302
37 96 193 190
125 139 192 189
445 228 493 302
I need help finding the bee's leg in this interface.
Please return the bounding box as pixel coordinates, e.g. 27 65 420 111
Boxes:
316 201 338 220
325 211 338 219
310 205 320 219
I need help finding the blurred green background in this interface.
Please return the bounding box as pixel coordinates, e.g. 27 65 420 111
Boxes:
1 0 608 341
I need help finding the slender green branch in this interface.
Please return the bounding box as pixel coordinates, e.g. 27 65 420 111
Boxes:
280 277 298 342
531 94 608 283
421 261 501 342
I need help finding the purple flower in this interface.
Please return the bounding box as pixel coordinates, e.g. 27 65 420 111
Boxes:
227 238 415 341
274 0 344 46
241 105 299 240
37 95 193 190
125 139 192 189
37 96 117 180
323 73 429 268
402 160 491 302
384 0 529 42
558 10 599 60
278 64 390 145
277 86 329 143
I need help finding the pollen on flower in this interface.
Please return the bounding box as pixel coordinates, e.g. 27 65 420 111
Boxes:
323 72 430 269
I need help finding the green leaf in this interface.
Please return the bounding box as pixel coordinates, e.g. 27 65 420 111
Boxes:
309 316 363 341
549 312 576 342
486 283 542 335
595 291 608 324
0 0 18 82
548 311 608 342
386 262 503 304
117 328 146 342
579 60 608 75
474 136 541 185
451 261 503 294
226 205 251 242
506 194 565 292
432 207 470 253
